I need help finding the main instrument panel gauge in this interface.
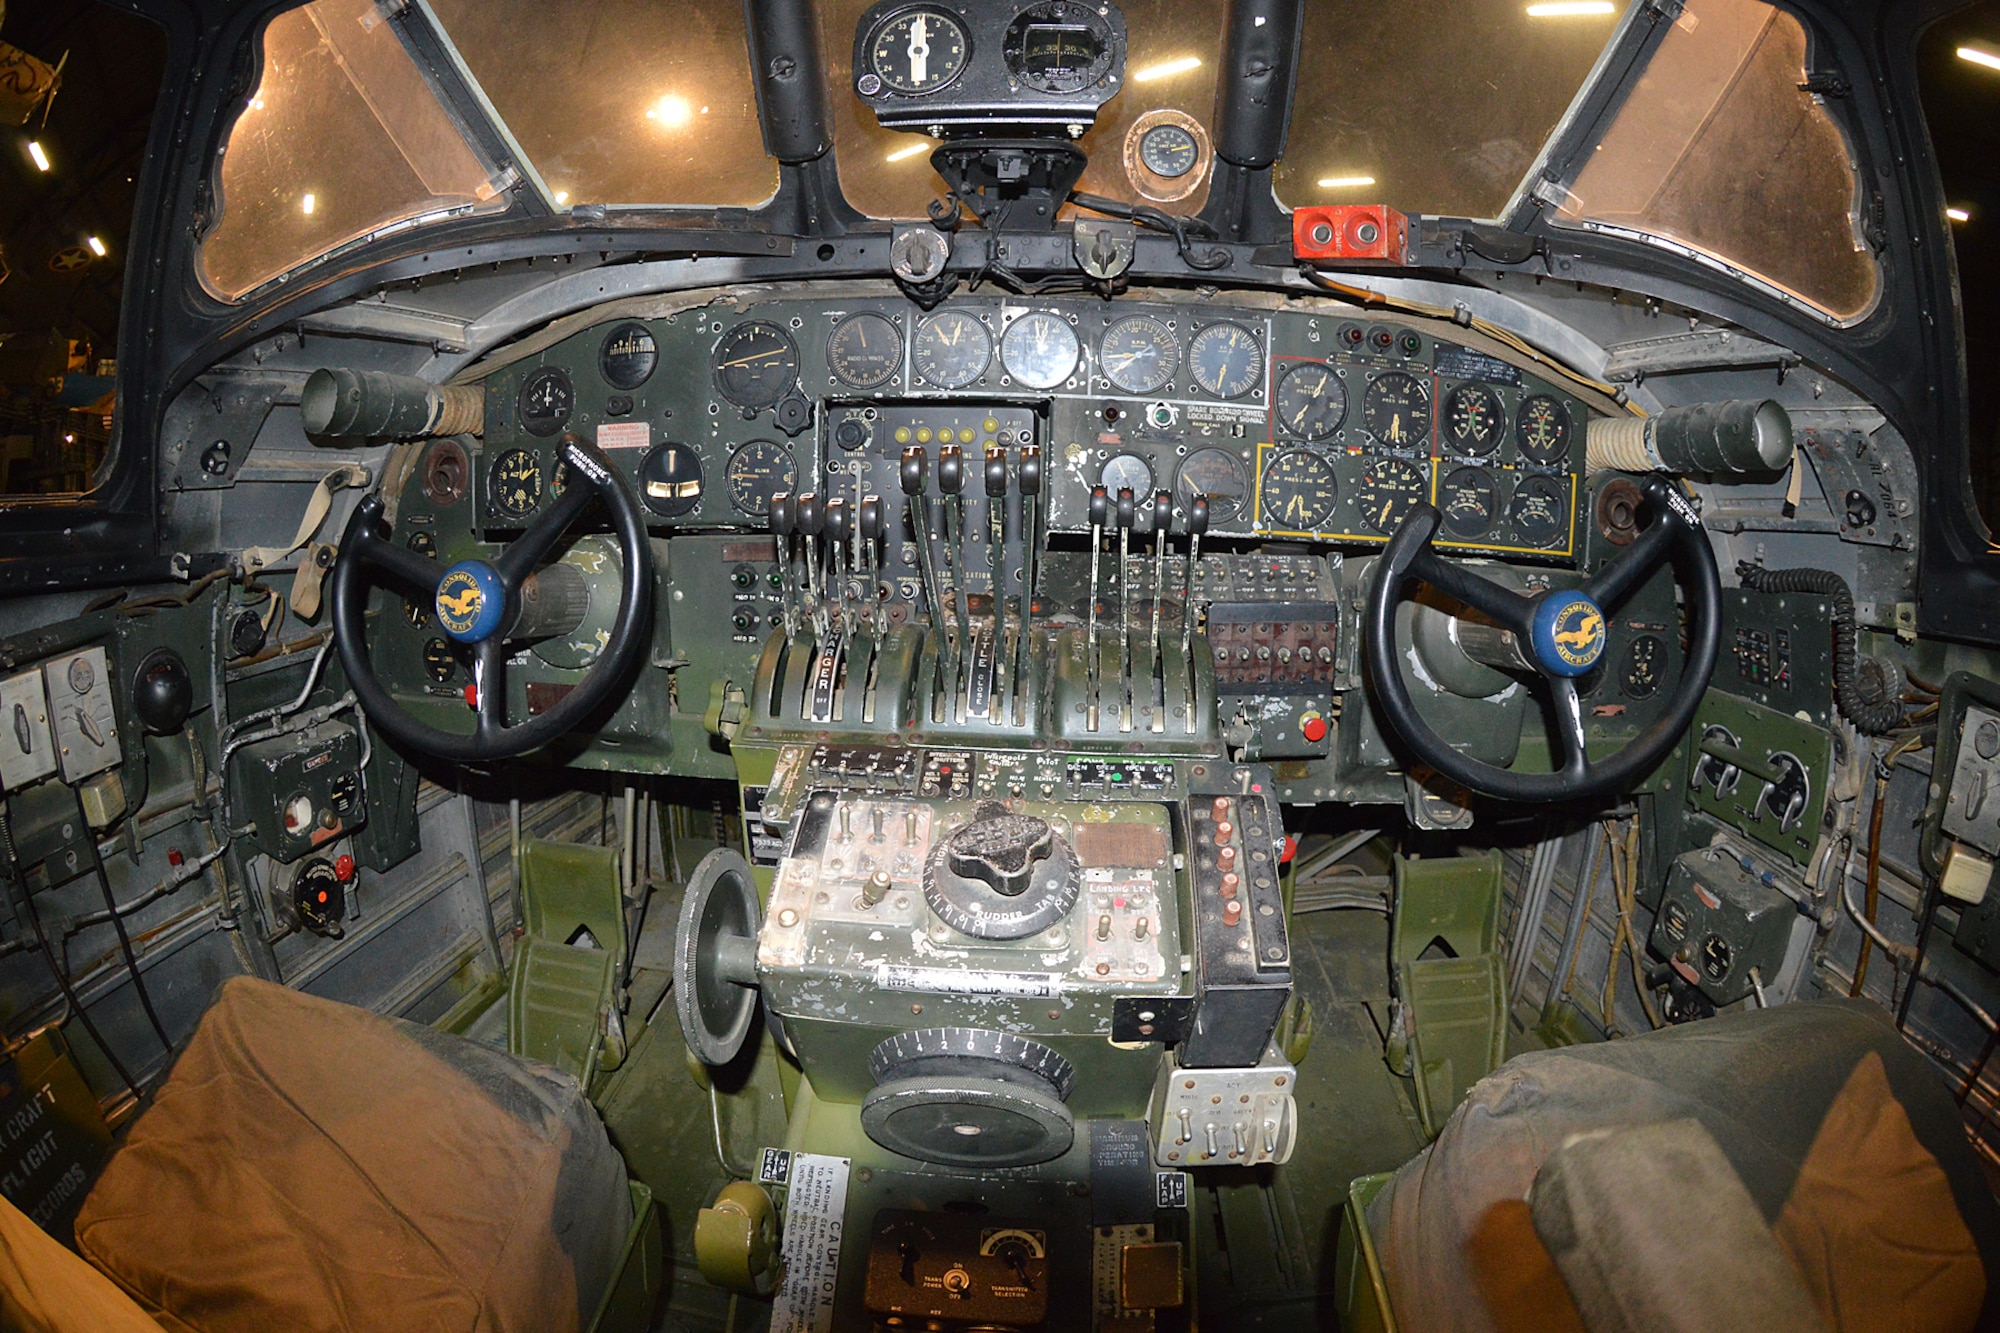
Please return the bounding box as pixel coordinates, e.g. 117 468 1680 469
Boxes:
1661 897 1690 942
598 323 658 390
1003 2 1115 95
1357 457 1426 534
913 309 992 389
867 8 970 95
1274 361 1347 440
1509 473 1569 547
1099 452 1154 500
1000 310 1080 390
827 312 903 390
713 322 800 409
422 638 457 684
488 448 544 518
1362 371 1432 450
1175 448 1248 526
1701 934 1733 982
638 442 705 518
725 440 798 518
1099 315 1180 395
1619 634 1665 700
517 366 573 438
1438 466 1498 538
1189 322 1263 399
1260 449 1339 531
1139 123 1199 179
1516 394 1572 464
1444 383 1504 455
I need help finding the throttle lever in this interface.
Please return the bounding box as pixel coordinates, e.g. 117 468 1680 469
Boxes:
1087 484 1108 731
1116 487 1136 732
769 491 797 641
796 492 824 640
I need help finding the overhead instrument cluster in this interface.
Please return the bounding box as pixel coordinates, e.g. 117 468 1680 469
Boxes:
470 296 1589 563
851 0 1128 133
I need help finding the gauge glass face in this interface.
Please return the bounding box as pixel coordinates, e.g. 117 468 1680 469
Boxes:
1099 315 1180 395
1509 473 1569 547
1000 311 1080 390
725 440 797 518
1445 384 1504 455
1357 457 1427 534
517 367 573 438
1439 466 1498 539
1260 449 1339 531
1099 453 1154 501
1619 634 1664 700
1362 371 1432 450
913 310 992 389
639 442 705 517
1701 934 1733 981
598 323 658 390
826 312 903 390
1139 124 1198 179
1516 394 1572 464
1274 362 1347 440
1175 448 1248 526
422 638 457 684
1662 898 1690 942
488 448 543 518
869 9 970 94
1189 323 1263 399
405 531 438 628
713 322 800 409
1003 4 1113 94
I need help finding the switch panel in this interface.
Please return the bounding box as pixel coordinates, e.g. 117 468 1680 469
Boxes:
1649 849 1797 1007
0 671 57 791
1944 706 2000 857
1151 1058 1297 1167
228 720 364 862
43 648 121 783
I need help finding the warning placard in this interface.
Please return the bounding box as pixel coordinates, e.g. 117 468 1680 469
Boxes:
769 1152 851 1333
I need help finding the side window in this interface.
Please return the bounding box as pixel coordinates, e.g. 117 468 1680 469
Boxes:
0 4 166 495
1920 4 2000 535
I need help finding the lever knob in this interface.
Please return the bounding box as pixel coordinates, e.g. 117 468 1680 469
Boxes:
859 494 884 540
1018 445 1041 496
938 445 963 496
770 492 794 536
826 496 850 543
1152 490 1173 535
1189 496 1209 536
796 492 821 535
901 447 928 496
1088 485 1108 527
1116 487 1136 530
984 446 1008 498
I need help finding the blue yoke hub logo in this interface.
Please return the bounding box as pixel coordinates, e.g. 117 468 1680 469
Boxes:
1531 592 1607 677
435 561 506 643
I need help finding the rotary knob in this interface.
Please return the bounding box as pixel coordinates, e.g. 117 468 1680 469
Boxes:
944 809 1054 898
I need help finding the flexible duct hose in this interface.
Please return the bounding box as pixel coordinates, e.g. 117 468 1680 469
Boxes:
1735 563 1904 734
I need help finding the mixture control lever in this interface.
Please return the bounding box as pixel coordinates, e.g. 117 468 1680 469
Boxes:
825 496 850 638
1016 446 1041 719
1087 484 1108 731
1182 495 1208 732
937 445 971 664
1116 487 1136 732
901 447 954 720
769 491 797 641
858 494 886 637
796 492 824 640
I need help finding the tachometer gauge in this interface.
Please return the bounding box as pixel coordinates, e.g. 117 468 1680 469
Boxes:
598 323 657 390
1138 123 1199 179
1260 449 1339 531
1619 634 1665 700
638 442 705 518
1362 371 1432 450
1100 315 1180 395
1509 473 1569 547
1274 362 1347 440
1000 311 1080 390
517 367 573 438
1516 394 1572 464
1439 466 1498 538
488 448 544 518
1445 383 1504 455
826 312 903 390
726 440 797 518
1175 448 1248 525
1190 322 1263 399
1357 457 1427 534
1099 453 1154 500
1003 2 1115 95
714 322 800 409
867 8 970 95
913 310 992 389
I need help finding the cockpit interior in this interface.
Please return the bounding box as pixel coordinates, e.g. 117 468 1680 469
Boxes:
2 0 2000 1328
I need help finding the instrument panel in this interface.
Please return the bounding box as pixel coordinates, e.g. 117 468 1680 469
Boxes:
470 295 1590 563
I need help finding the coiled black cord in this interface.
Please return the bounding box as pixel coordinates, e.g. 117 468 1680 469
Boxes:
1735 562 1904 734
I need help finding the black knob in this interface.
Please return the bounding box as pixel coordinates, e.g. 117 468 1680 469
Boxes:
1018 445 1041 496
770 492 794 535
938 445 963 496
797 492 822 535
901 446 928 496
859 495 884 540
131 648 192 735
945 811 1056 898
826 496 850 543
1189 495 1209 536
985 446 1007 498
1088 485 1108 527
1116 487 1135 530
833 417 869 451
1152 490 1173 535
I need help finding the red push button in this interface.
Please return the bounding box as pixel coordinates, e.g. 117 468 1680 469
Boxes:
1300 711 1328 743
334 854 356 883
463 682 479 709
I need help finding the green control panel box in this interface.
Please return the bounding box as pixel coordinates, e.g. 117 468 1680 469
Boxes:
1685 691 1832 865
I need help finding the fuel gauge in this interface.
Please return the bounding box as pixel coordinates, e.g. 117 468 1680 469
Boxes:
1439 466 1497 538
1509 473 1569 548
